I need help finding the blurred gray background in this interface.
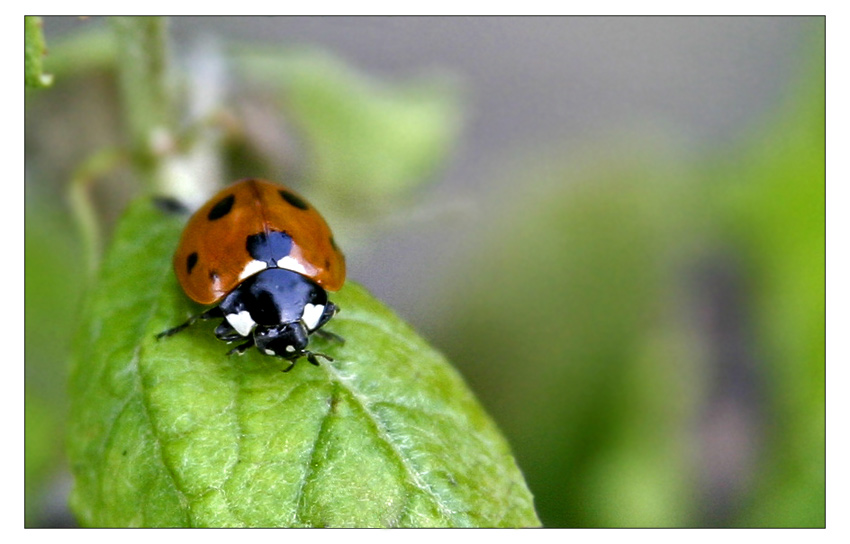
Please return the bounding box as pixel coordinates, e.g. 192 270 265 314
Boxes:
45 16 808 322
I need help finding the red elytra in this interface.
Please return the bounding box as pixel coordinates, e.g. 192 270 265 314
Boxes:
173 178 345 305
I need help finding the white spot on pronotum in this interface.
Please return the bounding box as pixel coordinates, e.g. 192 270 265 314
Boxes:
225 310 256 337
277 255 309 276
302 303 325 331
264 349 275 356
239 259 267 281
285 345 296 353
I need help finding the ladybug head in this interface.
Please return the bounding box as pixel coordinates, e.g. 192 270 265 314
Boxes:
252 320 334 370
253 321 309 359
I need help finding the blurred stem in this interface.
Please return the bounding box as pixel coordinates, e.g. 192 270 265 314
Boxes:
25 16 53 88
110 16 175 193
69 148 128 275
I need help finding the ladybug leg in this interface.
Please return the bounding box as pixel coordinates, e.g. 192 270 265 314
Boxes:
226 338 255 356
156 307 223 339
156 320 195 339
214 321 244 343
282 351 332 372
314 329 345 345
304 351 334 366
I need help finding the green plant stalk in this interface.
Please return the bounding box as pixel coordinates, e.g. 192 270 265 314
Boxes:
110 16 175 193
68 148 128 275
25 16 53 88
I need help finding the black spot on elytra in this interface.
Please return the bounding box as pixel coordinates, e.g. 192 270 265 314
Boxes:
207 194 235 221
186 252 199 274
324 258 331 270
279 190 309 210
246 230 294 266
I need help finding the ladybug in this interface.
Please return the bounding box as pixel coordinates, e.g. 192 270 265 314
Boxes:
157 178 345 371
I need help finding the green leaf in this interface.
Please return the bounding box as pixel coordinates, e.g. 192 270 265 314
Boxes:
68 196 539 527
25 16 53 88
431 140 704 527
234 48 462 215
713 23 825 528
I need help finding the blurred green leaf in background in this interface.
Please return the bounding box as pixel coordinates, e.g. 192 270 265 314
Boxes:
714 26 825 527
234 47 462 218
427 20 825 528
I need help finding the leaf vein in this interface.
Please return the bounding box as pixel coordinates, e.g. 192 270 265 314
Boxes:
320 363 456 521
292 383 337 526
